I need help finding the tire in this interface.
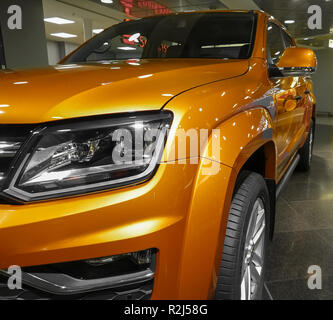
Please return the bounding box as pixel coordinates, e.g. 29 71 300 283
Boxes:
215 171 270 300
298 120 314 172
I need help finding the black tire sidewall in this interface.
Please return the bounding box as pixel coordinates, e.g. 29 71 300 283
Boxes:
216 172 270 300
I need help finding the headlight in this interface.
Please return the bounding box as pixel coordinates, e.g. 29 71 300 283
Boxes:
4 112 172 202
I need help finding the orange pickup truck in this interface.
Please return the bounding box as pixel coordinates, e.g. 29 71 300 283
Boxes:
0 10 316 300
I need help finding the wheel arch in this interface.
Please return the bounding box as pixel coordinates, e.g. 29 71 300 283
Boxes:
177 108 278 298
232 141 277 241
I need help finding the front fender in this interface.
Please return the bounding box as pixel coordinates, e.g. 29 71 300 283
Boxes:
176 108 276 299
201 107 275 171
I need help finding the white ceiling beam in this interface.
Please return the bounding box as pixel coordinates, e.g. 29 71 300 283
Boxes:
218 0 261 10
50 0 126 22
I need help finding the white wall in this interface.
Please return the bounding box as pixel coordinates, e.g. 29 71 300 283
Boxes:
64 42 79 56
47 40 61 65
312 49 333 115
47 41 78 65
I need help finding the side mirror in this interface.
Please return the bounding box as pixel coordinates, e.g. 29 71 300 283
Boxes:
276 47 317 77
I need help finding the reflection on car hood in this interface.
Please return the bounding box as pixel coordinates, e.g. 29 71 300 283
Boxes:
0 59 249 123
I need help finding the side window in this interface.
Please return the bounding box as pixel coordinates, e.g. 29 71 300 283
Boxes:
282 30 294 48
266 23 285 65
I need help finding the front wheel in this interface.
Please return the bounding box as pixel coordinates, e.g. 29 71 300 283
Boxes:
215 171 270 300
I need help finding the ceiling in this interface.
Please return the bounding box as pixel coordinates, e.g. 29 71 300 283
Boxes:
43 0 126 44
254 0 333 49
89 0 227 16
43 0 333 50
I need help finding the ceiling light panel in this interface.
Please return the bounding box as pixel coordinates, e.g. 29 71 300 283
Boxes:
44 17 75 25
51 32 78 39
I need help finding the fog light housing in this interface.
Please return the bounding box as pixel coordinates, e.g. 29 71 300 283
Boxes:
85 249 154 267
0 249 157 298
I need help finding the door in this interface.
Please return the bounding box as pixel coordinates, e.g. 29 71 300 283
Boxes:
266 22 307 179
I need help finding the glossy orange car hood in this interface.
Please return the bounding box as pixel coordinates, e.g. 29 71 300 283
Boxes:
0 59 249 124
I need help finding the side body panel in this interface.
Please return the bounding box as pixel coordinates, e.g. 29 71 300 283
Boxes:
264 16 315 181
160 59 278 298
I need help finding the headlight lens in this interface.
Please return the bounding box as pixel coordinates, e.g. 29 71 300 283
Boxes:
4 112 172 202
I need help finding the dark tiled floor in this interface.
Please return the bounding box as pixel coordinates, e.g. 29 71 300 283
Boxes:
264 123 333 300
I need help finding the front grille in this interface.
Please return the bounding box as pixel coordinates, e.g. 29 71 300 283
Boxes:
0 141 22 157
0 125 35 189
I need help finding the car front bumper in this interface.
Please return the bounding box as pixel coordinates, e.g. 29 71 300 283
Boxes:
0 161 233 300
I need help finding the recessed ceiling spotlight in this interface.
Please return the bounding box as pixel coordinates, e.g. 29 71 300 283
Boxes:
44 17 74 25
284 20 295 24
51 32 77 39
101 0 113 3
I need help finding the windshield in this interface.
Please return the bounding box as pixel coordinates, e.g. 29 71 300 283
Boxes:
65 12 257 63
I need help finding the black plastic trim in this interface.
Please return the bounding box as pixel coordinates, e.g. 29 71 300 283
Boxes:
276 154 300 199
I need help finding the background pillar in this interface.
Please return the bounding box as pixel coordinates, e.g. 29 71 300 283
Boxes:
0 0 48 69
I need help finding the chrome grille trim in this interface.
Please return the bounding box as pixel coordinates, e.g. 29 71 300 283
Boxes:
0 125 35 193
0 141 22 157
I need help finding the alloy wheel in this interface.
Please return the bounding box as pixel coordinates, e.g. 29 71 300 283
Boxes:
240 198 266 300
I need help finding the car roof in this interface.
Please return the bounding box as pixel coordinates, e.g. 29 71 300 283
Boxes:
135 10 294 41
